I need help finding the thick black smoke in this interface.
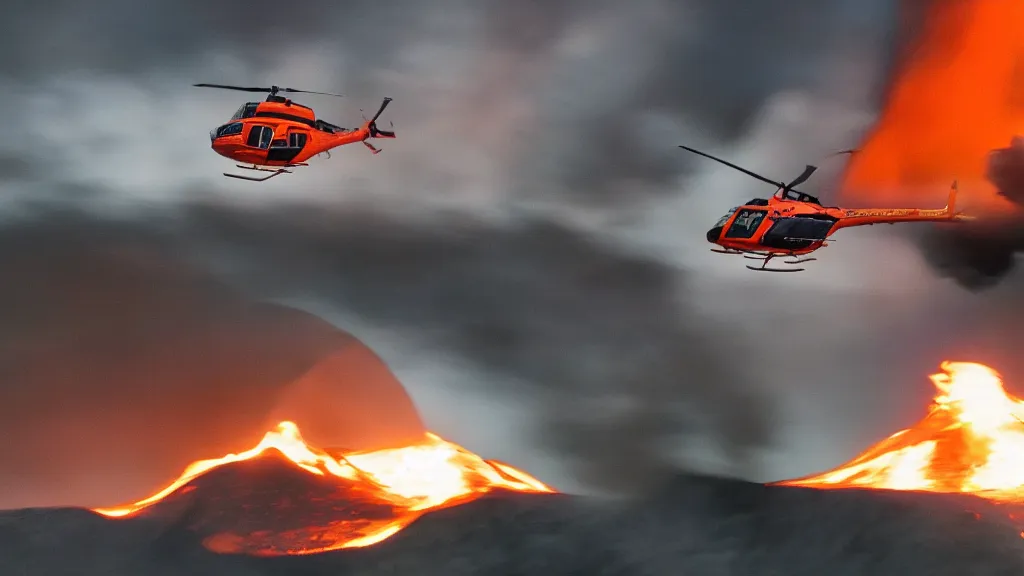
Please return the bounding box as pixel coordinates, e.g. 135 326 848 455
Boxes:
917 138 1024 290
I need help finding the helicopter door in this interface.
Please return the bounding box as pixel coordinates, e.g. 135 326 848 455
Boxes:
245 125 275 149
265 131 309 163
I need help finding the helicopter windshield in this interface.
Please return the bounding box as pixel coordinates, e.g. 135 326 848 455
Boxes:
714 208 739 228
230 102 259 120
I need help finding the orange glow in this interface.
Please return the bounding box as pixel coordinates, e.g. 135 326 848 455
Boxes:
779 362 1024 501
92 422 553 555
839 0 1024 214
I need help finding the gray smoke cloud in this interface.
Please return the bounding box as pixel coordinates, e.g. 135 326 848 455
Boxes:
3 0 982 501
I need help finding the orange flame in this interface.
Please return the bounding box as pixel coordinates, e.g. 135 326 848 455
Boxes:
840 0 1024 213
779 362 1024 501
92 422 553 554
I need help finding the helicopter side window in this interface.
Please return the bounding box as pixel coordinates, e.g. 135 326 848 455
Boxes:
724 208 767 239
266 131 310 163
246 125 275 149
241 103 258 118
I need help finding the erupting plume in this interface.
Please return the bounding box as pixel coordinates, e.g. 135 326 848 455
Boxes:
779 362 1024 500
92 422 553 555
839 0 1024 213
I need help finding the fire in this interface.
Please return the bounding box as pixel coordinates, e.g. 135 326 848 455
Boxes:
839 0 1024 213
779 361 1024 500
91 422 553 554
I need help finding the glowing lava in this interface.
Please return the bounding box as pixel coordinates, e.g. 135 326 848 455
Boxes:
839 0 1024 213
92 422 553 555
779 362 1024 500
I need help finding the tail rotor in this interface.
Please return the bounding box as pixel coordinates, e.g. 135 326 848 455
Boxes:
367 97 395 138
362 97 394 155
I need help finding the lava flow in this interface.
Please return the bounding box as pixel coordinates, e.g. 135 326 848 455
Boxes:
779 361 1024 501
839 0 1024 213
91 422 553 555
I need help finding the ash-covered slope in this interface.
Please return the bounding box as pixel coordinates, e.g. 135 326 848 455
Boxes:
1 473 1021 576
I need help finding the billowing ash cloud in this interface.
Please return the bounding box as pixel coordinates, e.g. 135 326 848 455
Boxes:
916 140 1024 290
0 0 918 497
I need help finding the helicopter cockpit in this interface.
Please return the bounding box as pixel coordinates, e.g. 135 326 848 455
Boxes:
706 207 739 243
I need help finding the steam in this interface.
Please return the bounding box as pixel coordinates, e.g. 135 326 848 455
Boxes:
0 0 960 502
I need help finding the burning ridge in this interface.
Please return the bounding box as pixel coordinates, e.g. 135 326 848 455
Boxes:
90 422 552 555
779 361 1024 534
5 361 1024 573
89 361 1024 555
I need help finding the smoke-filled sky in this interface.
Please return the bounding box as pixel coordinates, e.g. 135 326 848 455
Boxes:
3 0 1023 507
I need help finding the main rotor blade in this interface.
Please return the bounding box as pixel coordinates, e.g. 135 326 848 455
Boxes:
193 83 274 92
784 165 817 191
677 145 783 189
194 83 345 98
280 88 345 98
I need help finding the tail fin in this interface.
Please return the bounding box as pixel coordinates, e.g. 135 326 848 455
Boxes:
944 180 978 222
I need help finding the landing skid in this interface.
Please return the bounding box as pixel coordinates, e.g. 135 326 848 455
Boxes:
744 253 817 273
223 163 308 182
709 248 817 272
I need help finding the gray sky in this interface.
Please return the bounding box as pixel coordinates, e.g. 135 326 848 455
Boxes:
6 0 1023 505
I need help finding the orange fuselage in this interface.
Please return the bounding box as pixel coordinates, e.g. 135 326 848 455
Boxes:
707 185 961 256
208 98 371 167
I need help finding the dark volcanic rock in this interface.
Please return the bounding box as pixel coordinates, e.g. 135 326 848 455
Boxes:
129 450 407 557
0 473 1021 576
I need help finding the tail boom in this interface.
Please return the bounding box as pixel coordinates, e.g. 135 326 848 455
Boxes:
831 180 968 229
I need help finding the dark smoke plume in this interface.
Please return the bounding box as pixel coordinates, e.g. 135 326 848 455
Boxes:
918 139 1024 290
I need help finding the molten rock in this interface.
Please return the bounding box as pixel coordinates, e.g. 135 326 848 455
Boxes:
780 362 1024 530
91 422 552 555
0 474 1021 574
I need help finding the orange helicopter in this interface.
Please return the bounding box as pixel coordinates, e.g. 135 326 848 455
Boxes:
680 145 972 272
194 83 395 182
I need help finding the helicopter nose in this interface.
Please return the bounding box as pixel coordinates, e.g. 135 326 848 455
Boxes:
706 226 723 243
